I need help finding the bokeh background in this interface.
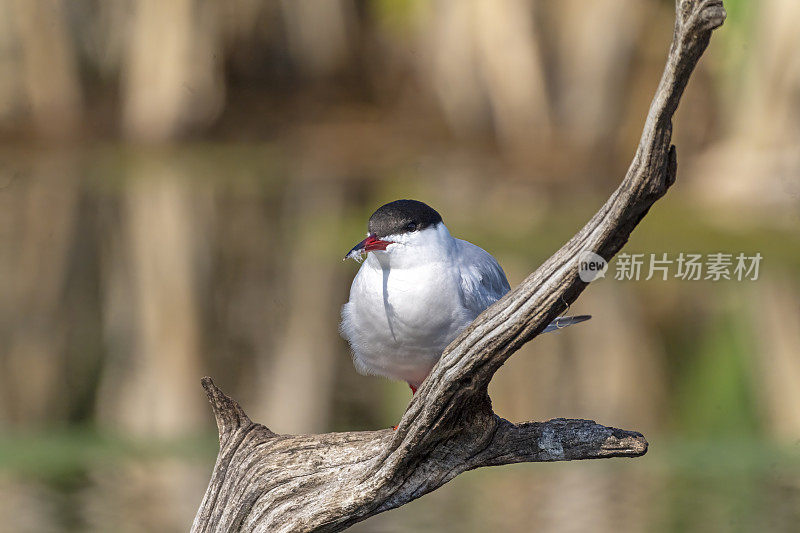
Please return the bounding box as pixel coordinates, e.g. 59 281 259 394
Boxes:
1 0 799 531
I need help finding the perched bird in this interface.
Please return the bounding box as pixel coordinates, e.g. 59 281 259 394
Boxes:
341 199 589 393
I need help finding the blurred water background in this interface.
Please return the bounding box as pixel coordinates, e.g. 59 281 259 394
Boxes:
1 0 799 531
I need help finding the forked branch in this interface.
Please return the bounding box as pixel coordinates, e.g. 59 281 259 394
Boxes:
192 2 725 532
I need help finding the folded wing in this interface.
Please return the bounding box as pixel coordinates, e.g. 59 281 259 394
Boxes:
456 239 511 317
457 239 591 332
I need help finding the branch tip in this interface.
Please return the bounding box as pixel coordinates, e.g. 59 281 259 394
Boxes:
678 0 726 34
201 376 252 438
601 429 648 457
698 0 726 30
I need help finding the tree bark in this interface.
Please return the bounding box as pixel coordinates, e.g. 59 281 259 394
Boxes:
192 1 726 531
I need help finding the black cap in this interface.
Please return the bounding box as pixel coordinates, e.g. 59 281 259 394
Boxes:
368 199 443 238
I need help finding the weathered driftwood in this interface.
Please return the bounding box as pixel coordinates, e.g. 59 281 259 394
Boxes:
192 2 726 531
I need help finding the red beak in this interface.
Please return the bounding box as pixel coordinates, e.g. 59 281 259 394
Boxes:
344 234 392 260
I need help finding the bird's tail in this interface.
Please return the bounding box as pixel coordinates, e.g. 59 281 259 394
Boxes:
543 314 591 333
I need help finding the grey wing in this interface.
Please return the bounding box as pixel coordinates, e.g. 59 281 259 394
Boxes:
457 239 511 317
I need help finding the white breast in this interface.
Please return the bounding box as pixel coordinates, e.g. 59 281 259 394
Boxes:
341 254 474 388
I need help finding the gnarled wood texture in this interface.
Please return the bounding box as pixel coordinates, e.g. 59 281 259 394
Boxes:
192 2 725 531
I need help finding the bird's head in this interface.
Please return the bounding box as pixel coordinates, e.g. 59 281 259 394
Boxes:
344 199 450 265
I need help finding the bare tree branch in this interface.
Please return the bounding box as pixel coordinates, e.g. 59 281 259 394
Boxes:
192 2 725 531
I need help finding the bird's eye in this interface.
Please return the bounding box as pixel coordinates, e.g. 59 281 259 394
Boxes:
406 222 417 232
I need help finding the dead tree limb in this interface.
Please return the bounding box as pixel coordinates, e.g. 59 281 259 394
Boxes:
192 2 726 531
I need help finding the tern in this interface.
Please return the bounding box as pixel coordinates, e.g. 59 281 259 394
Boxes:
341 199 590 393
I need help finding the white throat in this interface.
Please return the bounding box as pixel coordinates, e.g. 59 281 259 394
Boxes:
367 222 455 270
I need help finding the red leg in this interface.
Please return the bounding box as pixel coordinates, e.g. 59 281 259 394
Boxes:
393 384 418 430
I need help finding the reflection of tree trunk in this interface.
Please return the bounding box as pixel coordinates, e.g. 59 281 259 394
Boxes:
752 280 800 441
83 459 207 533
8 0 83 137
255 177 343 434
99 0 223 436
97 160 208 437
0 159 79 424
0 478 58 531
491 280 664 430
568 284 665 429
536 467 654 533
203 183 284 410
491 282 661 533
